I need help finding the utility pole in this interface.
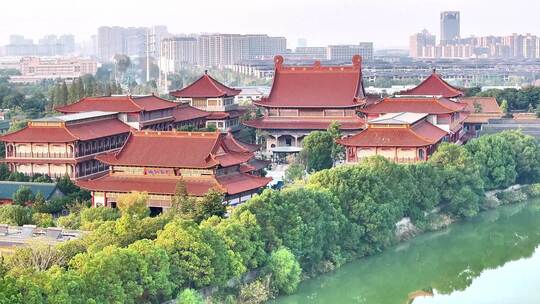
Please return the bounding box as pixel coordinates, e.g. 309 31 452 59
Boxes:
146 29 151 83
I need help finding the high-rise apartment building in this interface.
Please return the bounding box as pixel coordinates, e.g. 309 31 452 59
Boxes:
97 26 169 63
440 11 460 43
293 47 328 59
5 34 76 56
197 34 246 67
409 30 436 58
97 26 125 62
244 34 286 60
159 37 198 73
327 43 373 61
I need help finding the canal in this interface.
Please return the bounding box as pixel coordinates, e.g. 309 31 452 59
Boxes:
273 200 540 304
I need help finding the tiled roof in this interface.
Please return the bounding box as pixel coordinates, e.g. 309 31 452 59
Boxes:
0 118 131 143
66 119 132 140
77 175 221 196
206 110 245 120
400 71 463 98
172 105 209 122
56 95 177 113
338 120 447 147
170 73 241 98
243 117 365 130
0 126 78 143
0 181 62 200
96 130 254 169
77 173 271 197
253 55 365 108
360 97 465 114
240 159 271 173
216 173 272 195
461 97 503 123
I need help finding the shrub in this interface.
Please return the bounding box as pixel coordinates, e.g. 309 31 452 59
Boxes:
177 288 204 304
523 184 540 198
31 213 54 228
0 205 33 226
496 189 528 205
267 248 301 295
237 278 271 304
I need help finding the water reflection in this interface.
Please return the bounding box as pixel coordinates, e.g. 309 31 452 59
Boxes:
273 201 540 304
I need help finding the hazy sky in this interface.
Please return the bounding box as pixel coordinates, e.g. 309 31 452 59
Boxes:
2 0 539 49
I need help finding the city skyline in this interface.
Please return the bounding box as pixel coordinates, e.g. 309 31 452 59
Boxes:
1 0 540 49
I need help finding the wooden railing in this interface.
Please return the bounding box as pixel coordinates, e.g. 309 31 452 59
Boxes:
10 152 74 159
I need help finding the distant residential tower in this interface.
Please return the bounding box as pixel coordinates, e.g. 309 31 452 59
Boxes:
440 11 460 43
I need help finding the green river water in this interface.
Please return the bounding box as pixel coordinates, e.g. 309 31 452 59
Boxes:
273 200 540 304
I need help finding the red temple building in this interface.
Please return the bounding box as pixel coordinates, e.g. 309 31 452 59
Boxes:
56 95 207 131
359 96 467 142
170 72 244 132
77 130 272 211
461 97 503 137
243 55 366 159
399 70 464 99
0 111 131 179
338 112 448 164
339 70 472 164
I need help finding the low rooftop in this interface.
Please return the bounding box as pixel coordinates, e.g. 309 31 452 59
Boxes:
33 111 118 123
369 112 428 125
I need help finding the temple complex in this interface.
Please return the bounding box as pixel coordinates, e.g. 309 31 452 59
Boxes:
338 112 448 164
77 130 272 211
359 96 468 142
0 111 131 179
56 94 207 131
461 97 503 137
170 72 244 132
243 55 366 158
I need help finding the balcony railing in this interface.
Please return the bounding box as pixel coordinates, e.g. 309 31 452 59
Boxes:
356 156 422 164
10 152 74 159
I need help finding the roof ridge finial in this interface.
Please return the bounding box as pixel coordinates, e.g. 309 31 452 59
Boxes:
352 55 362 68
274 55 284 70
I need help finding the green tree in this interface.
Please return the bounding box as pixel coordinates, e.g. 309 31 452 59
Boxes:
79 206 120 230
54 81 68 107
241 187 345 273
31 213 54 228
7 242 65 274
204 210 266 271
128 240 174 303
116 192 150 219
70 245 148 304
308 157 414 256
12 186 34 206
284 163 305 184
195 189 226 223
31 192 47 213
498 130 540 184
429 143 484 217
327 121 345 164
267 247 301 295
155 219 236 289
177 289 204 304
466 134 518 190
68 79 80 103
300 131 334 172
500 99 509 115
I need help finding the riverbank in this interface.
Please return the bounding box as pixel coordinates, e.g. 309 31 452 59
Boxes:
272 197 540 304
397 183 540 241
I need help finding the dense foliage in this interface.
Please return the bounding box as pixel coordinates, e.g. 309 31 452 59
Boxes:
0 131 539 303
476 86 540 111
